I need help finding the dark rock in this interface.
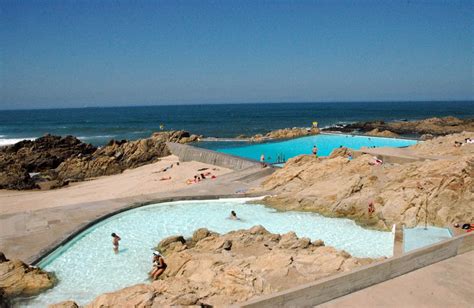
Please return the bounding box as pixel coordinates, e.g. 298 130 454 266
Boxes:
0 135 96 190
323 117 474 136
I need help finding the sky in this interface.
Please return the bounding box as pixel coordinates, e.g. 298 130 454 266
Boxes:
0 0 472 110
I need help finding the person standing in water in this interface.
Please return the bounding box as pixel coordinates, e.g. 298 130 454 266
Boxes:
111 233 121 253
229 210 240 220
260 154 266 167
312 145 318 157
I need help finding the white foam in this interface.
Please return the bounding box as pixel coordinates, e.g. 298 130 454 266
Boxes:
77 135 116 140
0 137 36 146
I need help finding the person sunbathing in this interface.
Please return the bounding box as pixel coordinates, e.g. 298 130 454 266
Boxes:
150 251 167 280
369 156 383 166
159 176 171 181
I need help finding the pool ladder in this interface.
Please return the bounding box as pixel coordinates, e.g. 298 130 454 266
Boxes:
275 153 286 164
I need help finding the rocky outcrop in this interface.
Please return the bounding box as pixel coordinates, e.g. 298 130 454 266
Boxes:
49 301 79 308
76 226 375 307
0 131 199 189
365 129 399 138
246 127 320 142
55 131 199 181
0 135 96 190
0 253 56 299
325 117 474 136
257 134 474 230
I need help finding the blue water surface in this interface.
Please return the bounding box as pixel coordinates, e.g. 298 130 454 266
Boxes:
1 101 472 146
204 133 417 163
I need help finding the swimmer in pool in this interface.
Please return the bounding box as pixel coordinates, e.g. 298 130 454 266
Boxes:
229 210 240 220
111 233 121 254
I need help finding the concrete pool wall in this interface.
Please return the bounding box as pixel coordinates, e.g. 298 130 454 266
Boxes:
239 232 473 307
166 142 263 170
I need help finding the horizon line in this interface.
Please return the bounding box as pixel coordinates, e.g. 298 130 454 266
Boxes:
1 99 473 112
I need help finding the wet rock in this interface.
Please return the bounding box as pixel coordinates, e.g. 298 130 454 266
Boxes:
0 135 95 190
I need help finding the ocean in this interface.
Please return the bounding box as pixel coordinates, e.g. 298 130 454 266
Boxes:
1 101 472 146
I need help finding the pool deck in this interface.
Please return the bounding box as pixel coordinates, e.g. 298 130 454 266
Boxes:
0 165 275 264
319 250 474 307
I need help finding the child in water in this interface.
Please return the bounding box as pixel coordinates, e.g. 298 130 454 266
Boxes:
111 233 121 254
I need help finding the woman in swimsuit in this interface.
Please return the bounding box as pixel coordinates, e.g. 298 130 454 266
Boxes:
150 251 167 280
111 233 121 254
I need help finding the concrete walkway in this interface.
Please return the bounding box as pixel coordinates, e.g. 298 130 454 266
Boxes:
319 250 474 307
0 166 274 264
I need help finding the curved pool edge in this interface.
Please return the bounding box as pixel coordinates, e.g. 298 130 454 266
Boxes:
31 192 267 266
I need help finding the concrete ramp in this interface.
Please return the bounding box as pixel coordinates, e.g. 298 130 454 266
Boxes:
166 142 262 170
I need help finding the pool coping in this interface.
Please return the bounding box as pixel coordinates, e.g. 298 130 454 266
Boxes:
30 192 266 265
238 231 473 307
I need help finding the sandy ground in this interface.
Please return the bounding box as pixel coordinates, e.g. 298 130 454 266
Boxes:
0 155 232 215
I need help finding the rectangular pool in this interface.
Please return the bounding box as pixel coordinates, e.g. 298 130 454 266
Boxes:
199 133 418 164
403 226 452 252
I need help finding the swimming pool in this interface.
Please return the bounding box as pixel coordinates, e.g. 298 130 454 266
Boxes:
403 226 452 252
23 198 393 306
200 133 417 164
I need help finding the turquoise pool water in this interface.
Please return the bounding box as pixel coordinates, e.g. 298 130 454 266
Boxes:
24 198 393 306
206 134 417 164
403 226 452 252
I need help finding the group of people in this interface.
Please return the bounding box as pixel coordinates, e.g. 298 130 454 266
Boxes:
186 171 217 184
454 138 473 147
110 210 241 281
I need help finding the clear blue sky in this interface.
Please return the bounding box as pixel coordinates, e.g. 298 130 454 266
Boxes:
1 0 472 109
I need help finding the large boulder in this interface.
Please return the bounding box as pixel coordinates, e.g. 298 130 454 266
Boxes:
0 135 96 190
0 256 56 298
79 227 377 307
249 127 320 142
365 129 399 138
55 131 198 182
257 133 474 229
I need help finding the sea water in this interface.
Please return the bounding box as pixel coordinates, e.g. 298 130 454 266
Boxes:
1 101 472 146
202 133 417 163
23 198 393 306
